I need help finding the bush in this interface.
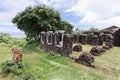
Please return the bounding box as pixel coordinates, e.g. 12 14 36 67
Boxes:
24 40 39 51
0 33 11 44
0 60 24 75
12 72 35 80
0 60 35 80
12 40 25 47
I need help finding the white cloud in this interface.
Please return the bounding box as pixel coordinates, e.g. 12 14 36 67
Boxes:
0 0 36 25
65 0 120 29
80 10 98 23
37 0 77 10
0 26 23 33
0 0 77 25
92 15 120 29
0 26 25 37
0 0 36 37
65 0 91 16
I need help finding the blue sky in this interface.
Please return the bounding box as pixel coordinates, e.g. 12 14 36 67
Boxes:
0 0 120 37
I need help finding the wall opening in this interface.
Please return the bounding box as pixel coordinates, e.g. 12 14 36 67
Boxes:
55 30 65 47
40 32 45 44
47 31 53 45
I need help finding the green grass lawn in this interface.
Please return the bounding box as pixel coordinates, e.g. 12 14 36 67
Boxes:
0 43 120 80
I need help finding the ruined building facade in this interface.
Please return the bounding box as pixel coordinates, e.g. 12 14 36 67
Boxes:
40 31 73 57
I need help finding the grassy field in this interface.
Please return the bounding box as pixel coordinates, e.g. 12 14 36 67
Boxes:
0 43 120 80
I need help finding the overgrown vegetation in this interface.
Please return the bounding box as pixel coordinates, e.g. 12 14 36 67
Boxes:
0 33 11 44
0 60 34 80
0 33 26 48
1 61 23 74
0 33 120 80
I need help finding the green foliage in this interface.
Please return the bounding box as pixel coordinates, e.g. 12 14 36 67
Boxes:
1 39 120 80
0 33 11 44
24 40 39 51
11 38 26 47
0 60 35 80
84 27 98 33
61 21 73 34
1 42 120 80
12 5 73 40
12 72 35 80
0 60 24 75
0 33 26 48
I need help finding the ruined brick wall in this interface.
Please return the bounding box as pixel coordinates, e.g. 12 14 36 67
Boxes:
40 32 47 51
72 34 80 43
98 33 104 46
114 29 120 46
62 34 73 57
91 35 98 46
105 34 114 48
80 34 87 44
79 32 114 46
87 33 93 45
11 47 22 63
86 34 98 46
40 31 73 57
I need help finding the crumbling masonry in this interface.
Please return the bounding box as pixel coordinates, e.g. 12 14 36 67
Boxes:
40 30 73 57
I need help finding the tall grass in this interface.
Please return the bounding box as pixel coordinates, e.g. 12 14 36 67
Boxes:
0 39 120 80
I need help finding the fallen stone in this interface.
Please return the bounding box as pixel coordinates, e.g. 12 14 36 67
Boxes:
75 52 95 68
90 46 104 56
73 44 82 52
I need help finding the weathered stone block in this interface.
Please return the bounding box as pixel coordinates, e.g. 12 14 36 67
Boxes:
105 40 113 48
75 52 95 68
98 34 104 46
62 34 73 57
114 29 120 46
73 44 82 52
72 34 80 43
91 35 98 46
80 34 87 44
90 46 104 56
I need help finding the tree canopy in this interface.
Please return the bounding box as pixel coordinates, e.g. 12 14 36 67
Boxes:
12 5 73 40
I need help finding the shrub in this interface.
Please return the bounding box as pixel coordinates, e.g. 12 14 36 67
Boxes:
0 60 24 75
0 33 11 44
12 72 35 80
1 60 35 80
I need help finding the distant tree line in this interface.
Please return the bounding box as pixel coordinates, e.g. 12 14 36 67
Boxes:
73 27 98 35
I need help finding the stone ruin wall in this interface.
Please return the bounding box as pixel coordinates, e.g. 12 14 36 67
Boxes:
40 30 116 57
72 32 114 46
113 29 120 46
40 30 117 67
40 31 73 57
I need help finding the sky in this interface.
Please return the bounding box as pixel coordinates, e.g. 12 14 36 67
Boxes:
0 0 120 37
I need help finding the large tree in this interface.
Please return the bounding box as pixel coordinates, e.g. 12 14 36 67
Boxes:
12 5 73 40
61 21 73 34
